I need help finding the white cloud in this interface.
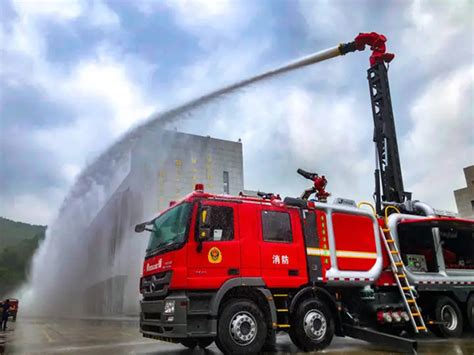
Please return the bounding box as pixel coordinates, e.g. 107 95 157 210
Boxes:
12 0 83 20
0 192 60 224
136 0 257 46
1 0 156 222
167 0 245 30
399 0 473 69
298 0 366 40
88 0 120 28
65 54 156 135
402 65 474 210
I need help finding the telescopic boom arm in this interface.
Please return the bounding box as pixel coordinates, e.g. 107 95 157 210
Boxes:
299 33 408 212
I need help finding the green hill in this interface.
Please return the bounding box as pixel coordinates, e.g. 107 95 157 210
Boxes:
0 216 46 247
0 217 46 297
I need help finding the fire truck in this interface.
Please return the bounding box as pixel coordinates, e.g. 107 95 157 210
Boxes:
136 33 474 353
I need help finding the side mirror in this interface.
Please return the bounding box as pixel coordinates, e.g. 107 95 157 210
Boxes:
135 221 153 233
135 223 147 233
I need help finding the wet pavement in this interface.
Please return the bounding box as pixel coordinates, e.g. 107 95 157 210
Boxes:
0 317 473 354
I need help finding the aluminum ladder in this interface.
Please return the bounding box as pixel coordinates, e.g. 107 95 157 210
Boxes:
381 222 428 334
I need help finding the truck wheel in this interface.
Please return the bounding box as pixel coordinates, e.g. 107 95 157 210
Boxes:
262 329 276 351
216 299 267 354
179 337 213 349
289 298 334 352
467 294 474 330
432 296 463 338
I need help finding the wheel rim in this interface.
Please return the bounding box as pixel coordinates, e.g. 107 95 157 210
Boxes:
440 304 458 331
229 311 257 346
303 309 327 341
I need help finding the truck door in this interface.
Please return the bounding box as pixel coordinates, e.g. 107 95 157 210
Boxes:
187 201 241 289
259 208 307 288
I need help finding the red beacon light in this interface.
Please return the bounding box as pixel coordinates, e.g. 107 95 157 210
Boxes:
195 183 205 192
169 200 177 207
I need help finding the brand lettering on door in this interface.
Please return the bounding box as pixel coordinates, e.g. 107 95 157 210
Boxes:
146 258 162 271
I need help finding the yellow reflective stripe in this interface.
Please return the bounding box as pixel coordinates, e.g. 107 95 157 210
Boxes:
306 248 377 259
335 250 377 259
306 248 330 257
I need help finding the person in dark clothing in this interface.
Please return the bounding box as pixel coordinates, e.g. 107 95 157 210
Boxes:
1 299 10 331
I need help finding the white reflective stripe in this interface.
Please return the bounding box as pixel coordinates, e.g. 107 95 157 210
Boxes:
306 248 377 259
306 247 330 257
335 250 377 259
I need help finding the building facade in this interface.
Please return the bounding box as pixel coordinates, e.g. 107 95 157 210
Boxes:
82 130 244 315
454 165 474 219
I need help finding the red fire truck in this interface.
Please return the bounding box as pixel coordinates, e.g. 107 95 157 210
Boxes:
136 33 474 353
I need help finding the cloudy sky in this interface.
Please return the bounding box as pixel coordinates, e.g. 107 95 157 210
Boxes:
0 0 473 225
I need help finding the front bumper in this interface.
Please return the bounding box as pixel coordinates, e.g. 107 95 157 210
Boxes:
140 291 217 341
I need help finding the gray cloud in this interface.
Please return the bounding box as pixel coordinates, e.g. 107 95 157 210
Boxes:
0 0 472 224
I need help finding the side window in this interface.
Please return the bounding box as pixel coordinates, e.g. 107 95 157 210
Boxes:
262 210 292 243
198 206 234 241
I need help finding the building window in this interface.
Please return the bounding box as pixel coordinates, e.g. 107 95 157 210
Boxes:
223 171 229 194
471 200 474 210
261 210 293 243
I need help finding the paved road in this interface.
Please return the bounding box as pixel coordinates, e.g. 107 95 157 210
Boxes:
1 317 473 354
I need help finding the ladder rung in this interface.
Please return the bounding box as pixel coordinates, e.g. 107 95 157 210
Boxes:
276 309 288 312
277 324 290 328
273 294 288 297
382 231 427 334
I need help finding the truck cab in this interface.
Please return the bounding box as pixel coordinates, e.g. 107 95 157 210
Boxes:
138 186 310 349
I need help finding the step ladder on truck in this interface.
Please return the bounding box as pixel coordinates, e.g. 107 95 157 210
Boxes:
381 206 428 334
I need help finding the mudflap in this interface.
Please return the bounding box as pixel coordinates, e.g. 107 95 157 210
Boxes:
342 324 417 354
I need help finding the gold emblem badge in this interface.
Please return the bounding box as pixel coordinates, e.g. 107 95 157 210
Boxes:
208 247 222 264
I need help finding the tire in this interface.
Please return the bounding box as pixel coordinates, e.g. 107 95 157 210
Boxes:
179 337 213 349
467 294 474 330
431 296 463 338
216 299 267 354
262 329 276 352
289 298 335 352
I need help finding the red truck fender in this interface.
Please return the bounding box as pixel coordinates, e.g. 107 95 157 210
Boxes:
209 277 278 328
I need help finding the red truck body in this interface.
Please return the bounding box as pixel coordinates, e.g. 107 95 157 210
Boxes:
138 186 474 353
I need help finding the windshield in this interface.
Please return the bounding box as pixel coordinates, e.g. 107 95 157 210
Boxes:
147 202 192 253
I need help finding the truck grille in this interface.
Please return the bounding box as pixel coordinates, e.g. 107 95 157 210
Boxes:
143 312 161 320
141 271 172 300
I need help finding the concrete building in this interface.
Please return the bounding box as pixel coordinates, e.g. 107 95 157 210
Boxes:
454 165 474 219
82 130 244 315
139 131 245 210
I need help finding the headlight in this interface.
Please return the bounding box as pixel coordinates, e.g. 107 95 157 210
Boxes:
164 300 175 314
